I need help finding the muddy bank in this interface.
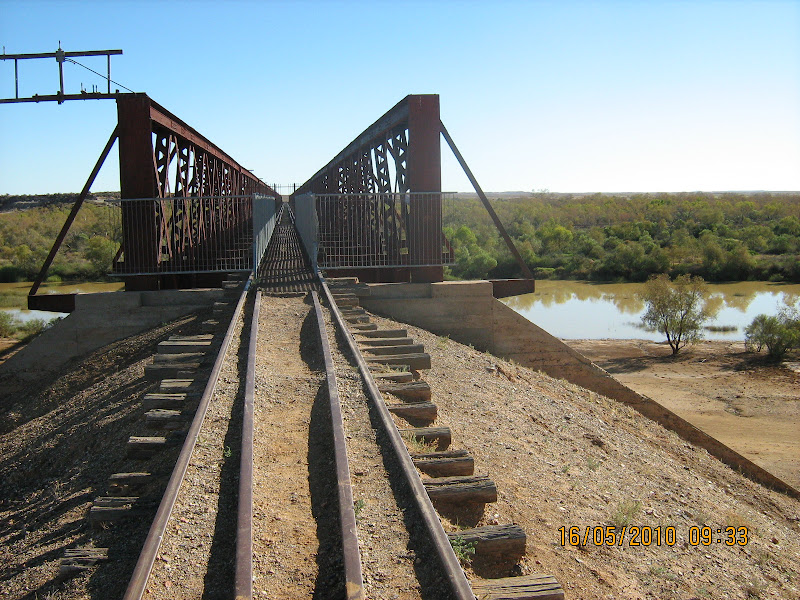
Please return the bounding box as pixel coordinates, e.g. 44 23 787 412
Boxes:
566 339 800 491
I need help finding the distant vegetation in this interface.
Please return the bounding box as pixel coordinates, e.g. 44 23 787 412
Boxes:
0 194 121 283
443 192 800 282
0 312 52 341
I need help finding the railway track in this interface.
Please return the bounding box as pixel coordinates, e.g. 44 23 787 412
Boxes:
61 205 564 599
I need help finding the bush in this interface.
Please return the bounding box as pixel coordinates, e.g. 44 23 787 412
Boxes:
0 265 24 283
745 309 800 359
0 311 16 337
639 274 717 354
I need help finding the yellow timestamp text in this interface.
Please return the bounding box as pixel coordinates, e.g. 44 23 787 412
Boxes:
558 525 749 547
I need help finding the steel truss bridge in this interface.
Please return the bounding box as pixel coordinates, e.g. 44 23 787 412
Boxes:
26 93 534 311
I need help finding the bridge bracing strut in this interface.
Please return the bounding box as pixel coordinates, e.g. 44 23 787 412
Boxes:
294 94 533 285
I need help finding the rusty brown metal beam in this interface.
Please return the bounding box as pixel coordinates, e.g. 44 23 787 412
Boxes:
28 126 119 298
235 288 260 600
312 291 365 599
407 95 443 282
439 120 535 280
295 96 410 195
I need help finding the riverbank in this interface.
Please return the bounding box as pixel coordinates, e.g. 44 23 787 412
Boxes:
566 338 800 491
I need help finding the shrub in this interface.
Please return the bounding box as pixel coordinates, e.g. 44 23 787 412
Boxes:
17 318 48 341
0 311 16 337
639 274 717 354
745 308 799 359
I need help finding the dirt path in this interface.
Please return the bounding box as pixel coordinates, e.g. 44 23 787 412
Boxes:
567 339 800 491
251 294 331 599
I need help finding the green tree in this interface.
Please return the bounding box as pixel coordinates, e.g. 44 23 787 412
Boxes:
639 274 715 354
745 307 799 359
84 236 117 275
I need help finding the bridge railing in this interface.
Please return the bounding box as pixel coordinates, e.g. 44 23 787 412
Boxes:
294 192 455 271
112 194 278 276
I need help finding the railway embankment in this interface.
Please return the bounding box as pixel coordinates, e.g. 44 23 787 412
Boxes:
360 280 799 499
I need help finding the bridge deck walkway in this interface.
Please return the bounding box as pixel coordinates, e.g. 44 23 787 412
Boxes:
257 206 318 293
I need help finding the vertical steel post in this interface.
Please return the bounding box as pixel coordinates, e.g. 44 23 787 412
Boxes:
55 45 65 104
14 59 18 98
407 94 443 282
117 94 160 289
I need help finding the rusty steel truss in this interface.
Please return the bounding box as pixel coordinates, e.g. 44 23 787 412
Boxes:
293 94 533 284
28 93 279 309
115 94 278 290
294 95 444 282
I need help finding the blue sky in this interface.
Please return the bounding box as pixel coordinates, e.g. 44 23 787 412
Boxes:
0 0 798 195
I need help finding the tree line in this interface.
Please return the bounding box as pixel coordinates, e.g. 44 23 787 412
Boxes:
443 192 800 283
0 201 120 282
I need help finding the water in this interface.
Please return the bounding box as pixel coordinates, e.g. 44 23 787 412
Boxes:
0 281 124 325
502 280 800 340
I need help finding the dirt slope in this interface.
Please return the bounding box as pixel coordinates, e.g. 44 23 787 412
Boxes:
1 309 798 600
371 313 800 600
568 339 800 492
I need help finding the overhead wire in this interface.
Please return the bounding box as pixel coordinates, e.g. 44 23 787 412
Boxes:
65 57 135 93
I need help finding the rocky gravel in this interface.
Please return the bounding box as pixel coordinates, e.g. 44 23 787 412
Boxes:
369 311 800 600
3 296 798 600
143 301 249 600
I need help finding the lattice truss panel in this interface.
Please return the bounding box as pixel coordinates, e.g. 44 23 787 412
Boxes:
147 125 260 268
116 95 277 275
310 125 409 195
307 126 421 267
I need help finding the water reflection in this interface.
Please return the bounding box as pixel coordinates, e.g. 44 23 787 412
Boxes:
0 281 124 295
503 280 800 340
1 308 65 324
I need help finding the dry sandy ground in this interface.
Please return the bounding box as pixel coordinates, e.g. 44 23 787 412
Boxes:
370 313 800 600
567 339 800 492
2 308 799 600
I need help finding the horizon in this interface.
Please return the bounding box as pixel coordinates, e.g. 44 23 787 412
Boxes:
3 188 800 199
1 1 798 195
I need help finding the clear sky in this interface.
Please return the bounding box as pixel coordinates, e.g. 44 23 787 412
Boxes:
0 0 798 195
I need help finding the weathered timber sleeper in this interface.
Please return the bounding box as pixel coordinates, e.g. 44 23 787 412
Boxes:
400 426 451 449
423 475 498 504
361 344 425 356
387 401 437 424
470 574 565 600
411 451 475 476
378 379 431 400
60 548 108 575
367 353 431 370
447 524 526 562
354 328 407 338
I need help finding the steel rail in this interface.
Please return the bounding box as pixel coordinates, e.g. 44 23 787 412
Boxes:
311 290 366 600
234 287 261 599
123 276 252 600
318 277 476 600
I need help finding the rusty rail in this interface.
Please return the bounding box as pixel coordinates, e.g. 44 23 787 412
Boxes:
234 287 260 599
319 276 476 600
311 291 366 600
122 276 252 600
